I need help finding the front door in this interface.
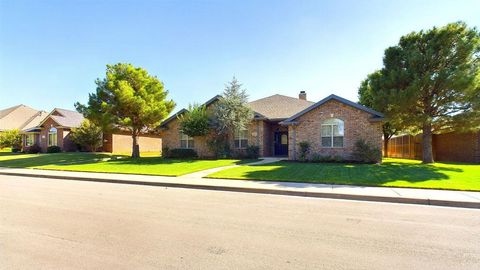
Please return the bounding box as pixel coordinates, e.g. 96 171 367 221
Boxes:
274 131 288 156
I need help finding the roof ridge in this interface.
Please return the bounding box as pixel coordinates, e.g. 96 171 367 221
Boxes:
249 93 314 104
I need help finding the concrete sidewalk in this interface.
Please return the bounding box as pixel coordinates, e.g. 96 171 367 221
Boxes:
0 167 479 209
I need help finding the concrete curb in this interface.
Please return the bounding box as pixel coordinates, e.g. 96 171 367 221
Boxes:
1 171 479 209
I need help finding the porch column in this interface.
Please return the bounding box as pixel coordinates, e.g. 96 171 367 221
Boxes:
291 125 297 160
256 121 260 146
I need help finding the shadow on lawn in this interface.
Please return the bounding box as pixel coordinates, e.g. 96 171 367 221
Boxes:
75 157 254 167
0 152 253 168
0 153 115 168
237 161 465 187
0 151 23 157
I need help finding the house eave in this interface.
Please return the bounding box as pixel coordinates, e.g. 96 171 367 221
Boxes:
369 117 385 122
283 94 385 123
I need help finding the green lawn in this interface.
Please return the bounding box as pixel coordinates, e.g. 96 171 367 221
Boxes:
207 158 480 191
0 152 250 176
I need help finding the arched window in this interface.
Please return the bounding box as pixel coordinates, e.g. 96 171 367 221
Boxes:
48 127 58 146
321 118 344 148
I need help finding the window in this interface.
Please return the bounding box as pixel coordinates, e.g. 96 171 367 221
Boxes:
48 127 57 146
180 132 194 149
25 134 35 146
234 129 248 149
321 118 344 148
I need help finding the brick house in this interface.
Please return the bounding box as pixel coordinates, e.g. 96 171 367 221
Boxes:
159 92 384 160
21 107 162 154
0 104 48 149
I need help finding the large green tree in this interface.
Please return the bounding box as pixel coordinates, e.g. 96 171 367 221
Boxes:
212 77 253 154
358 71 405 157
75 63 175 158
380 22 480 163
213 77 253 136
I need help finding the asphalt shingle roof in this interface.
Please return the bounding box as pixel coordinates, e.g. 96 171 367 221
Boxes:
247 94 315 120
21 111 49 131
49 108 85 128
0 104 43 131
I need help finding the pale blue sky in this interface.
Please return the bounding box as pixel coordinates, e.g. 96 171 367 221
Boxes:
0 0 479 113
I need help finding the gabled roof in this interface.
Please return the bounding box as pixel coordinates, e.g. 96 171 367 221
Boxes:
0 105 22 119
247 94 315 120
21 111 49 132
160 95 221 128
39 108 85 128
281 94 384 124
0 104 43 131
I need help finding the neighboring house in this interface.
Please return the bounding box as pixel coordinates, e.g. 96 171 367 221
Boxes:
0 104 46 132
13 106 161 154
34 108 86 152
385 132 480 163
0 104 48 149
160 91 384 160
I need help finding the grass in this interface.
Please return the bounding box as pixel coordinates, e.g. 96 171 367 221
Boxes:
207 158 480 191
0 151 252 176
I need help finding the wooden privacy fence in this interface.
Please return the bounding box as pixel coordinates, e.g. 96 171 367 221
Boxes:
384 131 480 163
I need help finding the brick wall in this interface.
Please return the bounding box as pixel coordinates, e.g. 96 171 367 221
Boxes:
288 100 383 160
160 118 215 157
39 118 63 152
160 117 266 158
102 132 162 154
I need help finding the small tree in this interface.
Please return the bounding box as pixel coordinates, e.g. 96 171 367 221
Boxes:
75 63 175 158
0 129 22 150
380 22 480 163
213 77 253 147
178 104 210 137
70 119 103 152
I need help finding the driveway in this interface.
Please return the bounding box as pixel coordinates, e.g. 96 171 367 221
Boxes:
1 175 479 269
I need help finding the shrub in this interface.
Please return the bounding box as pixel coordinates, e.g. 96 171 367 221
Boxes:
298 141 310 162
352 139 382 163
245 145 260 159
26 144 41 154
47 146 62 153
0 129 22 149
70 119 103 152
231 150 246 159
308 153 345 163
168 148 198 159
11 147 22 153
332 155 344 163
162 146 170 158
309 153 323 163
207 135 231 158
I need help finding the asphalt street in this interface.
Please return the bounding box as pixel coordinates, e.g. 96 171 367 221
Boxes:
1 175 479 269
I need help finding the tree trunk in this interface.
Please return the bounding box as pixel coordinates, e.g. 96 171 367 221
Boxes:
421 122 434 164
383 138 389 158
132 133 140 158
